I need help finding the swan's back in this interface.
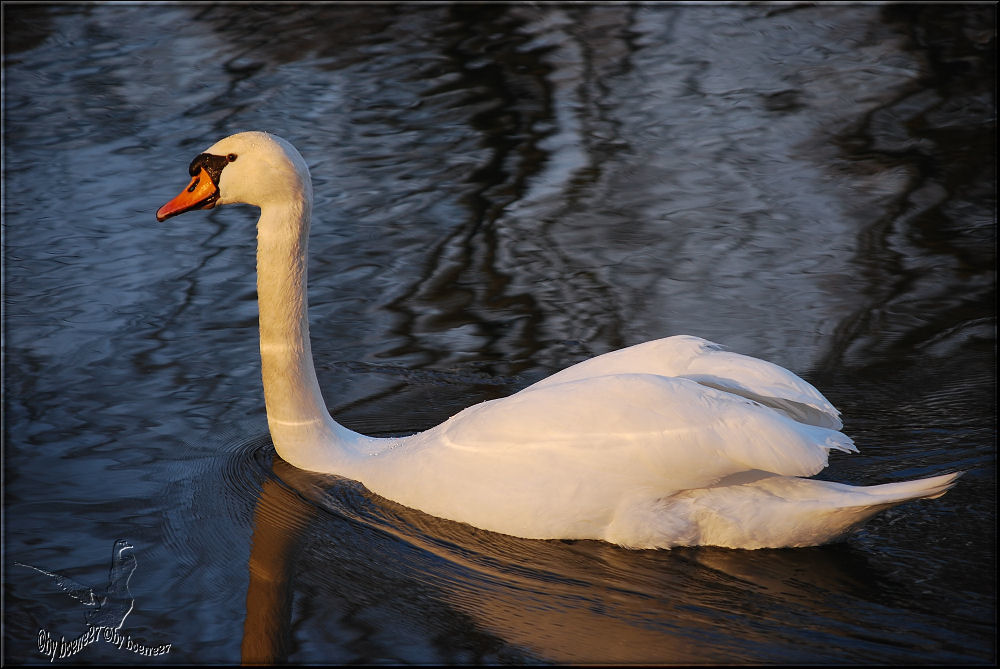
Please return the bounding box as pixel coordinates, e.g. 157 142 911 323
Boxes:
346 336 958 548
354 357 857 544
525 336 843 429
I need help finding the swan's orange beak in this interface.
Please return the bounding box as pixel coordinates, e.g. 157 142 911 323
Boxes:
156 168 220 222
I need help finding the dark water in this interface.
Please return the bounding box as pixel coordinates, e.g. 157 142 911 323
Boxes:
3 3 995 664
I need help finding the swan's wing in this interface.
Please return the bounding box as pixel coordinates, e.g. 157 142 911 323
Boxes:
15 563 99 606
440 373 855 492
525 336 842 429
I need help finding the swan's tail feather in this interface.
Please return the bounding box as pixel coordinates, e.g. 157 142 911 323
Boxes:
657 471 964 549
861 471 963 503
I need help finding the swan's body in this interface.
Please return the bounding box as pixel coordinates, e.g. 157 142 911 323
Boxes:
157 131 960 549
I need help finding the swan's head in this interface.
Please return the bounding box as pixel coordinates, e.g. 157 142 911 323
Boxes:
156 131 311 222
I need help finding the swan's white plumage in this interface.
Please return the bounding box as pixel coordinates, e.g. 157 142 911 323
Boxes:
158 131 961 549
528 336 845 429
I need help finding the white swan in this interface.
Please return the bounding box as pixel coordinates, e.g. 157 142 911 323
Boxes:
156 131 960 549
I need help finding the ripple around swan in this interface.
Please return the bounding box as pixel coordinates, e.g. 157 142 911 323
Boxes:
231 435 983 665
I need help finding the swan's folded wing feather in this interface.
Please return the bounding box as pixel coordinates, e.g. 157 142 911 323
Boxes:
679 347 842 429
440 373 853 492
524 336 842 429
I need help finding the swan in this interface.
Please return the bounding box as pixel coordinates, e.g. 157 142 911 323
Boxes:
156 131 961 549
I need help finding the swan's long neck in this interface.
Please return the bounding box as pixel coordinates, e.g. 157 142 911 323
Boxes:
255 198 363 472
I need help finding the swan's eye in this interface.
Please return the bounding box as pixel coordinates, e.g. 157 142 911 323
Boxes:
187 177 200 193
227 153 238 162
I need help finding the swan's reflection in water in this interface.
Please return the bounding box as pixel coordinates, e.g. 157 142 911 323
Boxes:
240 446 903 664
241 472 312 664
